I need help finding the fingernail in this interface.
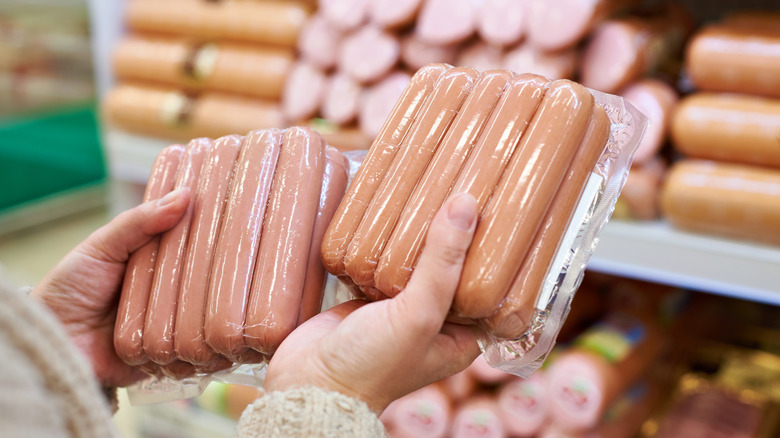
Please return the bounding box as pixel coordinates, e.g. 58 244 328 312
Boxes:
447 193 477 231
156 189 183 207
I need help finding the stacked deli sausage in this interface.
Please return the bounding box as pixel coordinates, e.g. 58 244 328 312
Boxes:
114 127 349 376
105 0 313 141
321 64 612 337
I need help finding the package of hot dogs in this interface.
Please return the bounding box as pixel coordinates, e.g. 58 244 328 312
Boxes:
115 127 350 402
320 64 648 377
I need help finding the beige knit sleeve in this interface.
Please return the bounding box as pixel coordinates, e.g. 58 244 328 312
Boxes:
236 386 387 438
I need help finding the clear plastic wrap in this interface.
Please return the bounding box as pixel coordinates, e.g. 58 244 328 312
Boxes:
321 64 648 378
119 127 348 403
125 63 646 402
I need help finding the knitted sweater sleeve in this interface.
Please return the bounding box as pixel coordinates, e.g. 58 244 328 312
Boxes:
236 386 387 438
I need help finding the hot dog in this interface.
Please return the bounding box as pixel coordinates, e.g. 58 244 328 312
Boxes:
344 67 478 288
125 0 310 47
282 61 328 124
144 138 213 365
483 105 610 337
686 24 780 98
319 126 373 152
415 0 480 45
113 37 294 100
455 80 593 319
527 0 640 51
660 160 780 246
297 13 343 71
338 26 400 84
373 70 512 297
174 135 242 368
358 72 413 138
671 93 780 168
115 144 185 366
503 43 577 81
580 7 692 93
368 0 423 29
619 79 677 164
448 72 548 227
205 130 281 362
478 0 529 46
321 73 362 126
245 127 325 355
298 147 349 324
321 64 448 276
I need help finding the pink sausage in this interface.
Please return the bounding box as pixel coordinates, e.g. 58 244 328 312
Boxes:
503 43 577 80
400 34 458 70
416 0 480 45
368 0 423 29
358 71 412 138
478 0 529 46
244 127 325 355
282 61 328 124
298 147 350 324
115 144 185 366
322 72 362 126
144 138 213 365
320 0 369 31
174 135 243 367
338 25 400 84
297 13 343 71
205 130 282 362
619 79 677 164
451 396 507 438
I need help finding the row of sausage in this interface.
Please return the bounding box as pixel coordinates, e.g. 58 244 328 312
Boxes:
114 127 348 378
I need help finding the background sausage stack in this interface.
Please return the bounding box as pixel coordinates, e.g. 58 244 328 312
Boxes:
103 0 312 140
661 12 780 246
320 64 614 339
113 127 348 378
375 276 780 438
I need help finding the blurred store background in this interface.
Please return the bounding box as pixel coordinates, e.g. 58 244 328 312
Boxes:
0 0 779 436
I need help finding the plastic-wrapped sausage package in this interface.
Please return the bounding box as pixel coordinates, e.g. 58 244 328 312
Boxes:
321 64 648 378
116 127 351 404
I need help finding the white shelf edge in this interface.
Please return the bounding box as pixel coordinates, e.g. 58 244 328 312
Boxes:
104 128 780 306
590 220 780 306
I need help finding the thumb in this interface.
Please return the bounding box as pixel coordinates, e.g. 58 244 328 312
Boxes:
394 193 478 329
79 188 191 263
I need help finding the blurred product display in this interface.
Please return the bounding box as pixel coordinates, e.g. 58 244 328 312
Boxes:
0 0 104 229
6 0 777 436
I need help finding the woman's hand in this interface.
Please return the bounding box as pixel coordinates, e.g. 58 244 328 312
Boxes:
31 189 190 387
265 193 484 413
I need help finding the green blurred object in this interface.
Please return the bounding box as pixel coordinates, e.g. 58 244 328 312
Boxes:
0 105 106 213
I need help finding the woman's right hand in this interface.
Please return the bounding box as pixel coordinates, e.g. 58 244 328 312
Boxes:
264 193 485 413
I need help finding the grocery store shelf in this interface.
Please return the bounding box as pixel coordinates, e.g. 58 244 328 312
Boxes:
590 221 780 306
106 129 780 306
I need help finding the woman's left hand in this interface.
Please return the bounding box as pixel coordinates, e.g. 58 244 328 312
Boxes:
31 189 190 387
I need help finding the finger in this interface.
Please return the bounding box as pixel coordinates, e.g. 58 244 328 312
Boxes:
393 193 478 331
423 322 483 377
80 188 191 263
